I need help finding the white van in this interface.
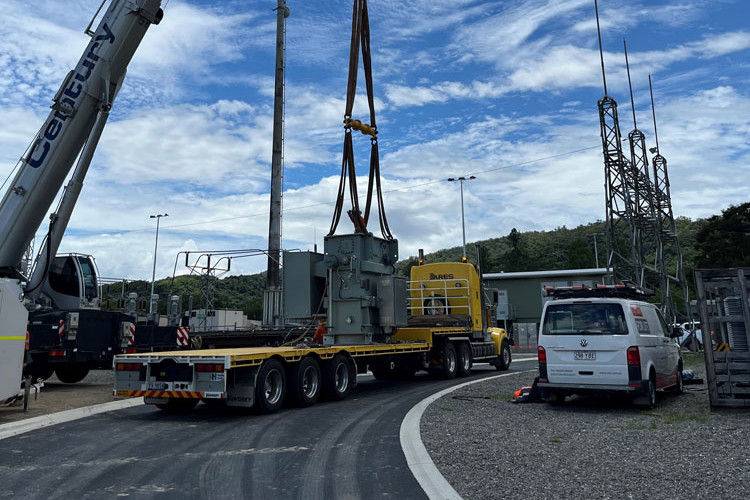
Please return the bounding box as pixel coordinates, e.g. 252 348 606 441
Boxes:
536 289 683 408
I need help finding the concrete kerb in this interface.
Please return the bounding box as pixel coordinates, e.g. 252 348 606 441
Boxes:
0 398 144 441
400 358 538 500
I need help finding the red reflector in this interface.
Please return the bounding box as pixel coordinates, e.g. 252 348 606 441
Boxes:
116 363 142 371
537 346 547 363
125 348 137 354
49 350 66 357
196 364 225 373
627 346 640 365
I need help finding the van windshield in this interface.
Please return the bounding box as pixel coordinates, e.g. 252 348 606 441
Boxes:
542 303 628 335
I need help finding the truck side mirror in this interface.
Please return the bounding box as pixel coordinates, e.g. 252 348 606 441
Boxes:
671 326 683 338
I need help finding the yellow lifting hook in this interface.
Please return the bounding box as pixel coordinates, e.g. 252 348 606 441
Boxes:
344 118 377 137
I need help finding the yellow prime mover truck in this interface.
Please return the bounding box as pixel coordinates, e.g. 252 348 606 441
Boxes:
114 235 512 414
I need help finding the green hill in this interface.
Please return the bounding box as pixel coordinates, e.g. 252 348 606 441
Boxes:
102 202 749 320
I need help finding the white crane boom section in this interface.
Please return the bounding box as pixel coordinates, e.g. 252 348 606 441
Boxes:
0 0 163 277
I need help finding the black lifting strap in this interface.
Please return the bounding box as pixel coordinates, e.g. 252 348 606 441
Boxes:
328 0 393 240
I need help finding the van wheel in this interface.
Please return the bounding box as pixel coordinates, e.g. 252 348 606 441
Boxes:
668 365 684 395
496 340 512 371
638 373 657 409
440 343 457 379
323 354 352 401
255 359 286 414
289 356 321 407
156 398 199 413
548 392 565 406
457 343 472 377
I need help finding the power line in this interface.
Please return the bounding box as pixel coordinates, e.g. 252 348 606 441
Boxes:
46 144 600 237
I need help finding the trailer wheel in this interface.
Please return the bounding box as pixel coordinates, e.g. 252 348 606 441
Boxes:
54 363 90 384
457 343 472 377
288 356 321 407
256 359 286 414
496 340 512 371
323 354 352 401
439 343 457 379
156 398 199 413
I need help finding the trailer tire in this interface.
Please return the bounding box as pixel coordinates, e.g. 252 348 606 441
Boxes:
255 359 286 414
457 343 472 377
54 364 90 384
323 354 352 401
288 356 321 407
496 340 512 371
156 398 199 413
439 343 457 379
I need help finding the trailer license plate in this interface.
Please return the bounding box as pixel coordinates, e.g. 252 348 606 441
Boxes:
149 382 169 390
574 351 596 360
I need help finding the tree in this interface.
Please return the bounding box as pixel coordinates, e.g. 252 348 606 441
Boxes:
695 202 750 268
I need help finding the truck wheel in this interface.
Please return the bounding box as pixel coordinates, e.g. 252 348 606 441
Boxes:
54 364 90 384
27 363 55 381
323 354 352 401
156 398 199 413
255 359 286 414
457 343 472 377
288 356 321 407
424 296 448 315
496 340 512 371
440 343 457 379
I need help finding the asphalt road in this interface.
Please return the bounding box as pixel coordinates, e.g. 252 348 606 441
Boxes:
0 361 535 500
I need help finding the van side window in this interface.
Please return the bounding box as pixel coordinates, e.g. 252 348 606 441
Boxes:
654 309 671 337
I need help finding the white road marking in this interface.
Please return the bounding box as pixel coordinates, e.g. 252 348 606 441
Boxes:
400 357 538 500
0 398 144 441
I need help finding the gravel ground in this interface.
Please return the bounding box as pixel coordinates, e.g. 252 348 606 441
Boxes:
4 358 749 500
0 370 115 425
422 356 750 500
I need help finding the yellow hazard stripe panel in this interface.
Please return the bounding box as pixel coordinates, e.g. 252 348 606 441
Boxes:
115 390 204 399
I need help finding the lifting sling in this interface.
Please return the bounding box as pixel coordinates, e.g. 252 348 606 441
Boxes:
328 0 393 240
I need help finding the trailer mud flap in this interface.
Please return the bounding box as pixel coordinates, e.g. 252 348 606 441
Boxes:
226 367 256 408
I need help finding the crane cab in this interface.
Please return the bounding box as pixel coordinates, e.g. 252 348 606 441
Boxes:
40 253 100 310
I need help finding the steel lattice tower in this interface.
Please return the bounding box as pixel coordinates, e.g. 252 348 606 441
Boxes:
594 1 689 321
649 75 690 322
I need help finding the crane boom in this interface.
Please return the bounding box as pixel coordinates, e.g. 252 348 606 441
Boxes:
0 0 163 403
0 0 163 278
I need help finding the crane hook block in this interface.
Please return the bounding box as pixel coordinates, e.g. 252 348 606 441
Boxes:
344 118 377 137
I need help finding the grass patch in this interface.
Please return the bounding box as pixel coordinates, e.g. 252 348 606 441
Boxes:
440 406 454 412
640 410 710 428
682 352 705 369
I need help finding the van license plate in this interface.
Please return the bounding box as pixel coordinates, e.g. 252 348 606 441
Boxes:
574 351 596 360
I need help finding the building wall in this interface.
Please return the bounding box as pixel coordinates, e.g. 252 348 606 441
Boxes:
484 269 609 324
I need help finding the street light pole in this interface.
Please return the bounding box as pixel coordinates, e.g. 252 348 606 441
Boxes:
149 213 168 316
592 232 604 268
447 176 476 262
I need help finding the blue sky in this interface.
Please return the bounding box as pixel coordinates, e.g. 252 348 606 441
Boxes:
0 0 748 281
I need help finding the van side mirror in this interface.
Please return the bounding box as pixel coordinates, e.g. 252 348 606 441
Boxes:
670 326 683 338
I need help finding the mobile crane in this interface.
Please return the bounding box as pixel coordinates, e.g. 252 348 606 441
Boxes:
0 0 163 402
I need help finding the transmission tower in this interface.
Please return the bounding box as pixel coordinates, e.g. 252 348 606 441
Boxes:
595 1 641 288
624 40 659 288
649 75 690 322
593 1 690 322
